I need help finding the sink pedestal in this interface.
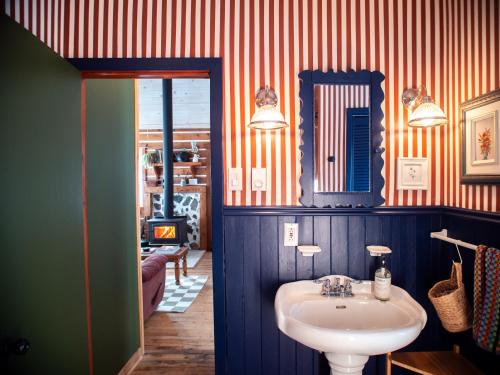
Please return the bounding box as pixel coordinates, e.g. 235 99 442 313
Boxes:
324 353 369 375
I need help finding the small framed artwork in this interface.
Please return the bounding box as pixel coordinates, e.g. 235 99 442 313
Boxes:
461 89 500 183
397 157 429 190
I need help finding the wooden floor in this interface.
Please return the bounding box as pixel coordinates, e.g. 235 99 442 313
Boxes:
132 252 215 375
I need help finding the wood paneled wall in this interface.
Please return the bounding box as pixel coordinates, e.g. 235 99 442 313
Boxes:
139 128 211 186
4 0 499 209
223 207 500 375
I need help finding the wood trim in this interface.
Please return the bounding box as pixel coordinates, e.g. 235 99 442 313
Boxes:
82 71 209 79
81 80 95 375
117 348 144 375
134 79 145 355
223 206 500 222
223 205 445 216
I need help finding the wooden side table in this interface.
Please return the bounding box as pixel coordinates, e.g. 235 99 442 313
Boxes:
165 246 188 285
141 246 189 285
141 245 189 285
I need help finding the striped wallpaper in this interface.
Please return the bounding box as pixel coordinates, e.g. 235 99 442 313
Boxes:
315 84 370 192
5 0 499 210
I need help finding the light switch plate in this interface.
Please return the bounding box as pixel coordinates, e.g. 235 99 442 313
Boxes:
251 168 267 191
228 168 243 191
284 223 299 247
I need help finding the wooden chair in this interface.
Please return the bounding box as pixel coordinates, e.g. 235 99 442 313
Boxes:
386 345 483 375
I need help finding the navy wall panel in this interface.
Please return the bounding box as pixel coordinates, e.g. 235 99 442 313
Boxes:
222 208 500 375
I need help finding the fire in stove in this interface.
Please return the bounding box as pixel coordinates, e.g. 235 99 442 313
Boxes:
154 225 176 239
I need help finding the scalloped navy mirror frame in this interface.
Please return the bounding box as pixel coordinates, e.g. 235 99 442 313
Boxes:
299 70 385 208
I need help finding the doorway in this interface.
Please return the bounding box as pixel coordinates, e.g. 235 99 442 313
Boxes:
136 77 214 373
72 58 225 375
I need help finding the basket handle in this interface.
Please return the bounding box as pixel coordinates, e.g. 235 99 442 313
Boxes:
450 262 463 285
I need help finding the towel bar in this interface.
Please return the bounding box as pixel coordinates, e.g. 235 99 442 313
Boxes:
430 229 477 251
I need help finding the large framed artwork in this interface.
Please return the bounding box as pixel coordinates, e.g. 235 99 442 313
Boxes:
461 89 500 184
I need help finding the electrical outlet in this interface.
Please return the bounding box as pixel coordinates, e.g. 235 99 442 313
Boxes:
284 223 298 247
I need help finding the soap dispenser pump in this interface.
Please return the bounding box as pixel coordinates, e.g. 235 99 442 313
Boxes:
366 246 392 301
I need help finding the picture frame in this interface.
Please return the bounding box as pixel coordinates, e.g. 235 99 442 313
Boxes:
397 157 429 190
461 89 500 184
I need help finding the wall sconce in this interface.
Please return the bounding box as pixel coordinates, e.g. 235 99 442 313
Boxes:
401 86 447 127
248 86 289 130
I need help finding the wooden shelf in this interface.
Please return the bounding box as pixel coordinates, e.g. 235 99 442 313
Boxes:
150 162 202 167
387 348 483 375
174 162 202 167
145 184 207 194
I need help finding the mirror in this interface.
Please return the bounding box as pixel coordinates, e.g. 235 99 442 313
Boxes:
314 84 370 192
299 70 385 208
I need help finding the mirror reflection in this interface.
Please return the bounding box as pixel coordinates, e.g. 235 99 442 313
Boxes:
314 84 370 193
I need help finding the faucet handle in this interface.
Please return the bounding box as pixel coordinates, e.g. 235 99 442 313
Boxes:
320 279 331 295
344 279 352 291
344 279 355 296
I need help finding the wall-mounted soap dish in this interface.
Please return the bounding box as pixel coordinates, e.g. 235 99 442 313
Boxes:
297 245 321 257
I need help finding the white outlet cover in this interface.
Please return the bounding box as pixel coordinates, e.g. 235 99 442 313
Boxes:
251 168 267 191
284 223 299 247
228 168 243 191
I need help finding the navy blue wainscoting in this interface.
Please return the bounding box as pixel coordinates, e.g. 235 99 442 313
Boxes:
222 207 500 375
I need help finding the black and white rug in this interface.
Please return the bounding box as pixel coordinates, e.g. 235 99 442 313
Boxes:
156 275 208 313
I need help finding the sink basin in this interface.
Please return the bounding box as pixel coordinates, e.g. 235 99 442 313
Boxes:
275 276 427 375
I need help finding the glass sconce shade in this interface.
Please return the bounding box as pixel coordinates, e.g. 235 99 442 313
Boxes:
248 86 289 130
402 86 447 128
408 98 448 127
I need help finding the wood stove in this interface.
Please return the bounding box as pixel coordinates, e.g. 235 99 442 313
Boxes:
148 216 188 245
147 79 188 246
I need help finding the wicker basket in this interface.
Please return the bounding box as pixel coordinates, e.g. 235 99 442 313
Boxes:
428 262 472 333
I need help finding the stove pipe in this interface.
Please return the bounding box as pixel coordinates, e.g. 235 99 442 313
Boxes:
162 79 174 218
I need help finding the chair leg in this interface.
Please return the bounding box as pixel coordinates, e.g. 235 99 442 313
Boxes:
386 353 392 375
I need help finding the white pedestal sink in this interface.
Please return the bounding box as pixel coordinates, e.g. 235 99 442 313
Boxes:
275 276 427 375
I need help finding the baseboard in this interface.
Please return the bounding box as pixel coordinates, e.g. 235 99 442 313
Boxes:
117 347 143 375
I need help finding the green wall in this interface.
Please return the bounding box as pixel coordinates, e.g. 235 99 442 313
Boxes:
85 79 139 375
0 14 89 374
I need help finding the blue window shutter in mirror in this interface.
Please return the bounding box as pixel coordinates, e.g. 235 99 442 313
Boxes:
346 108 370 192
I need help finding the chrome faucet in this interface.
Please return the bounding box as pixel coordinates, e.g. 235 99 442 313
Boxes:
314 277 356 297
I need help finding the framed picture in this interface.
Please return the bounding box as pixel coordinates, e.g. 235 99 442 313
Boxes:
397 157 429 190
461 89 500 183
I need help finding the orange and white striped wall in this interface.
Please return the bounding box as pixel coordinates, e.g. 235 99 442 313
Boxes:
5 0 499 210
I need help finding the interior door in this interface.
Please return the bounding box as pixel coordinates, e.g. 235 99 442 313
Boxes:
0 14 89 375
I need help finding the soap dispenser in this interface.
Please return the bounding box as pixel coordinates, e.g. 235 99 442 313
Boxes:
366 246 392 301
